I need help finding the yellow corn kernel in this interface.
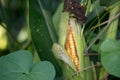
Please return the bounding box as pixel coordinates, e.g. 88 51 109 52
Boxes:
65 25 79 70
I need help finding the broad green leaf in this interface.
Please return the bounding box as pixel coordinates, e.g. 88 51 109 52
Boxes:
100 39 120 52
100 39 120 77
101 51 120 77
31 61 55 80
0 50 55 80
0 50 33 74
29 0 61 75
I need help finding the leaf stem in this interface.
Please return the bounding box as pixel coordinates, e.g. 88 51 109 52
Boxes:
67 62 101 80
85 12 120 53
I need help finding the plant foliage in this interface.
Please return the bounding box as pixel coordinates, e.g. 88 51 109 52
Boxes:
0 50 55 80
100 39 120 77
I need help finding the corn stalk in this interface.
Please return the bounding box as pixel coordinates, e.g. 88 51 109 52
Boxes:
105 5 120 39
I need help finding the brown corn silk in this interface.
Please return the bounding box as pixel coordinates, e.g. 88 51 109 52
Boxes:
65 24 79 70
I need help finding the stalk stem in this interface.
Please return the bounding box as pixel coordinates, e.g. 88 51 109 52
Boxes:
85 12 120 53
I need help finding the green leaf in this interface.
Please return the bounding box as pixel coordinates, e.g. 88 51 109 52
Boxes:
101 51 120 77
87 0 104 23
31 61 55 80
100 0 119 6
29 0 61 75
0 50 55 80
100 39 120 52
100 39 120 77
52 2 63 34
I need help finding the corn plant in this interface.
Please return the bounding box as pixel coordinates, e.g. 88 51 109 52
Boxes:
0 0 120 80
